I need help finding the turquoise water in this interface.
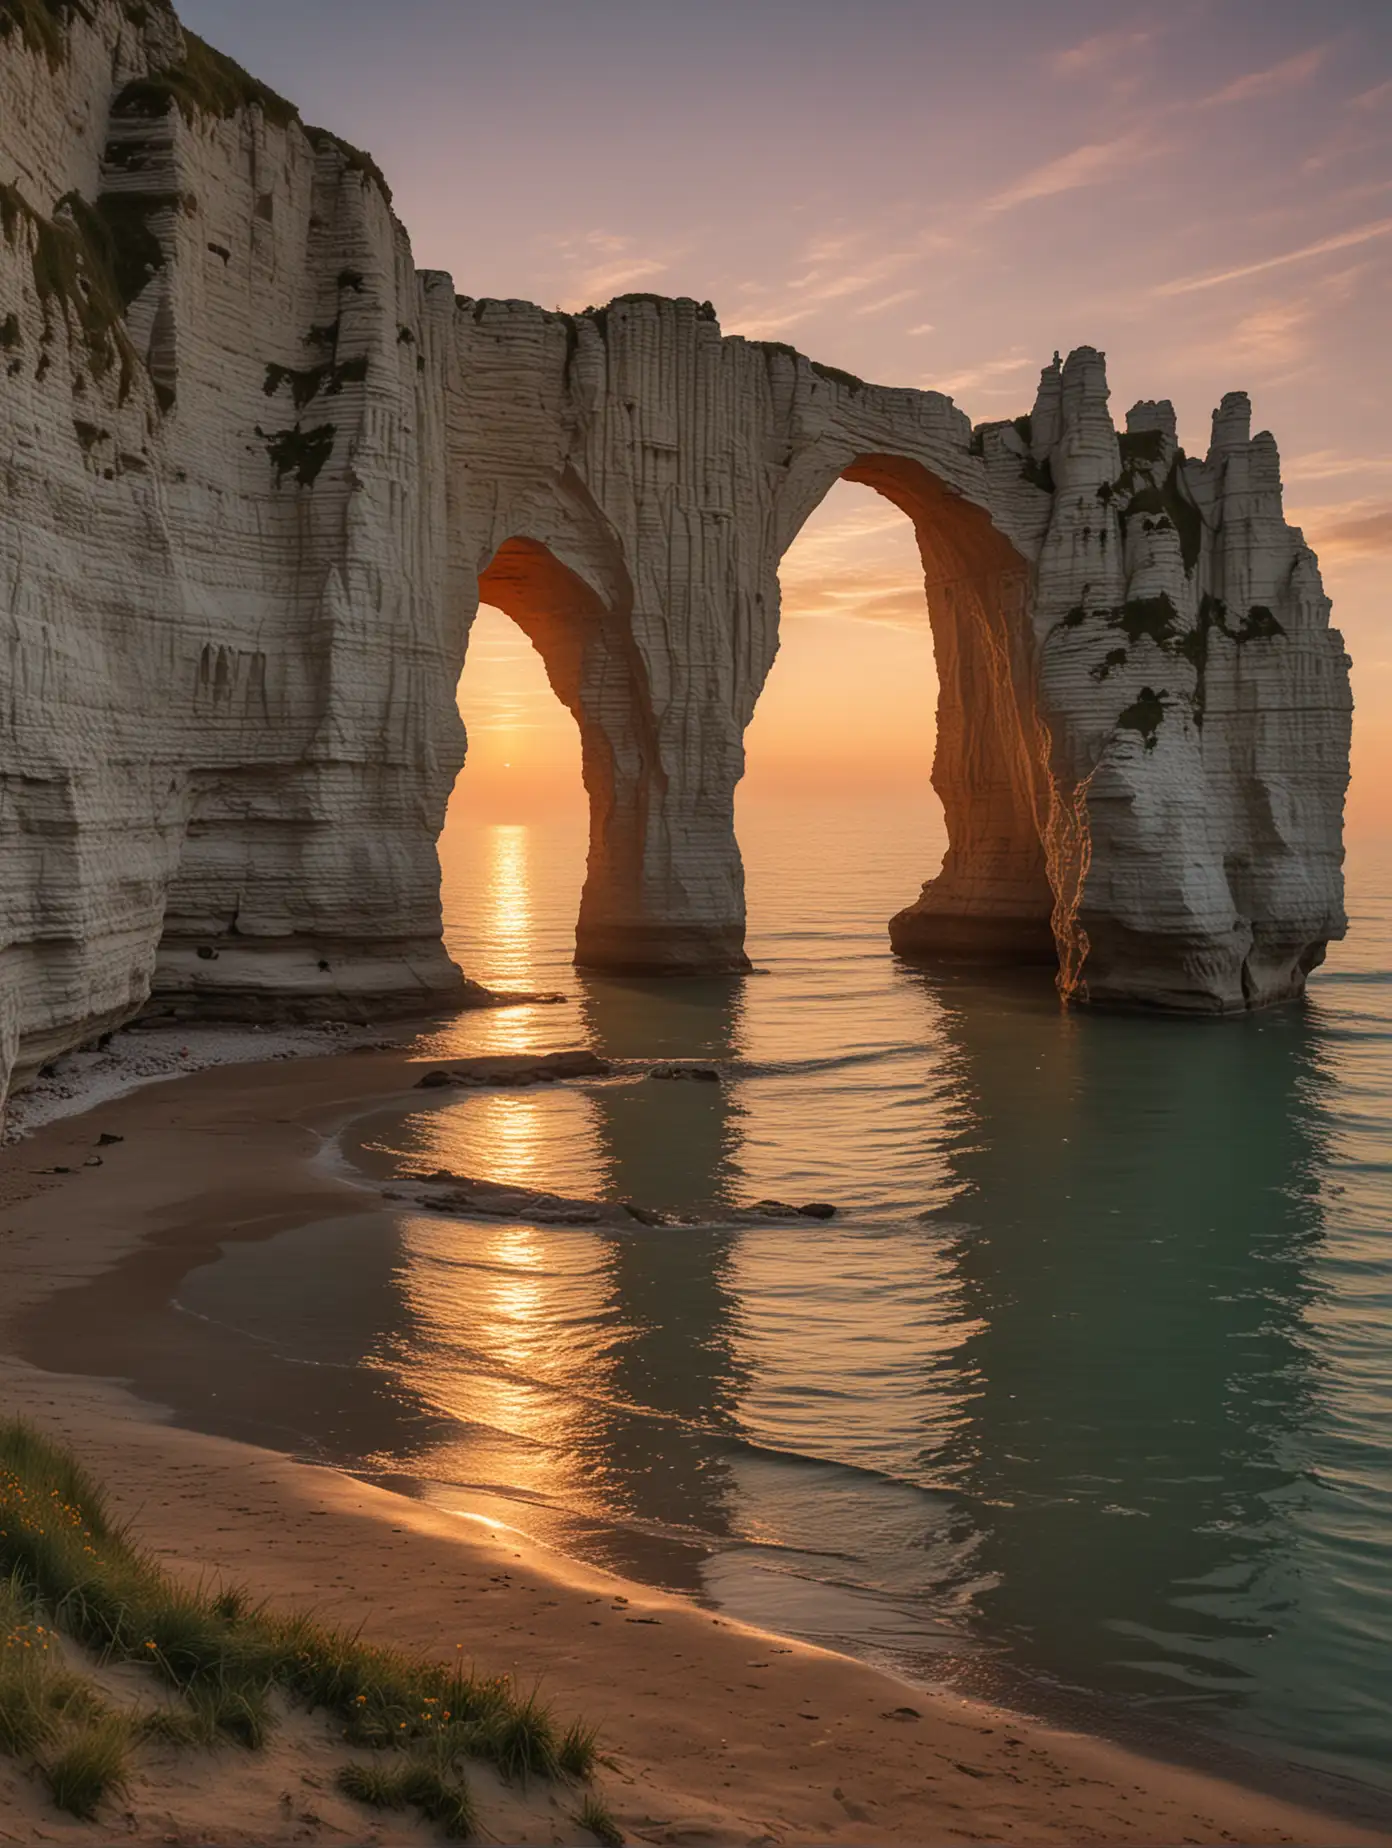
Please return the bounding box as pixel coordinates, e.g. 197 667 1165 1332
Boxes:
161 801 1392 1791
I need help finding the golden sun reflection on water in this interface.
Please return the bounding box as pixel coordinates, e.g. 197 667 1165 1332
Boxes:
396 1212 616 1510
374 1087 609 1200
482 826 540 1054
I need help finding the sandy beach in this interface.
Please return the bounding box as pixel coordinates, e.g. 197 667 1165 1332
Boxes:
0 1047 1386 1847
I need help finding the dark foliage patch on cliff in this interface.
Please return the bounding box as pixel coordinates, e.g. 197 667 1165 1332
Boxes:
263 353 368 411
1232 603 1285 642
1090 646 1128 682
1116 686 1168 750
1113 445 1204 574
257 421 336 488
1117 427 1166 467
1114 592 1181 648
120 0 176 24
0 180 178 402
0 0 96 69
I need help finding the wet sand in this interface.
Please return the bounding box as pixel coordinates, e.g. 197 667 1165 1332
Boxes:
0 1049 1386 1845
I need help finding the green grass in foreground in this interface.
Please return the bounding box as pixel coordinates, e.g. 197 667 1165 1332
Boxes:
337 1744 478 1839
0 1419 599 1830
0 1572 133 1816
577 1790 626 1845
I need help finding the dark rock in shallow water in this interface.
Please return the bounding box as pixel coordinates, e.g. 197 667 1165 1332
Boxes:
460 981 568 1010
649 1063 722 1083
414 1050 610 1091
621 1201 669 1227
397 1167 834 1231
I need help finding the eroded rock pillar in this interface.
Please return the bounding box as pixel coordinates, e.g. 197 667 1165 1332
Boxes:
842 461 1055 966
478 537 751 976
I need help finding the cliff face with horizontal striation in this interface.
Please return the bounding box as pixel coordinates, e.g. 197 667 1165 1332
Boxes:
0 0 1352 1107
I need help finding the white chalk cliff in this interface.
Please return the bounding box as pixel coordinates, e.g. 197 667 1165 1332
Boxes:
0 0 1353 1106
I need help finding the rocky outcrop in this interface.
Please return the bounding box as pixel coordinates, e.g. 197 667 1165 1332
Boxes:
0 2 1352 1110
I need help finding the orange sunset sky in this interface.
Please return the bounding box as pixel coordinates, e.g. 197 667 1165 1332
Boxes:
184 0 1391 836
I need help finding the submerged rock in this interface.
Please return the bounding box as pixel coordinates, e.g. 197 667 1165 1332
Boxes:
413 1051 610 1091
398 1168 835 1230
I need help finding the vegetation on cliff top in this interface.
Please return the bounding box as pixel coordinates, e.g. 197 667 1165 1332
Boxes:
0 1420 603 1836
107 21 392 206
302 125 394 207
0 0 95 69
114 27 298 129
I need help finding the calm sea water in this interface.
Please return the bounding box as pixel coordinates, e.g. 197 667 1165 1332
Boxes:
168 799 1392 1792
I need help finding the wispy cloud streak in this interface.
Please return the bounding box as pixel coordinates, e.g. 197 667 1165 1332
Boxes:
985 132 1151 214
1158 218 1392 294
1199 45 1327 107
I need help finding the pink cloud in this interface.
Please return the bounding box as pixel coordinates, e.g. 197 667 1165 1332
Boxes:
1158 217 1392 294
1200 45 1327 108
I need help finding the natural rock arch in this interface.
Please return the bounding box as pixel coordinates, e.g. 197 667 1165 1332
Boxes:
770 453 1056 966
0 2 1354 1111
474 535 681 973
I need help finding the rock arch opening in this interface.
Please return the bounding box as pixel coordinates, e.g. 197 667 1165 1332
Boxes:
768 454 1057 967
470 536 685 976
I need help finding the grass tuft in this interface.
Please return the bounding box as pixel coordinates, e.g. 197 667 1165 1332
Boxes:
485 1687 561 1782
577 1792 626 1846
41 1712 133 1818
560 1716 600 1780
0 1419 600 1817
337 1752 477 1839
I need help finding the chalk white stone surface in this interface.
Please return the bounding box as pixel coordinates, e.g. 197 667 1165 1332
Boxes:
0 1 1353 1108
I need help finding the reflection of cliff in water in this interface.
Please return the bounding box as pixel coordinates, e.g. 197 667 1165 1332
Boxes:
912 969 1330 1719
